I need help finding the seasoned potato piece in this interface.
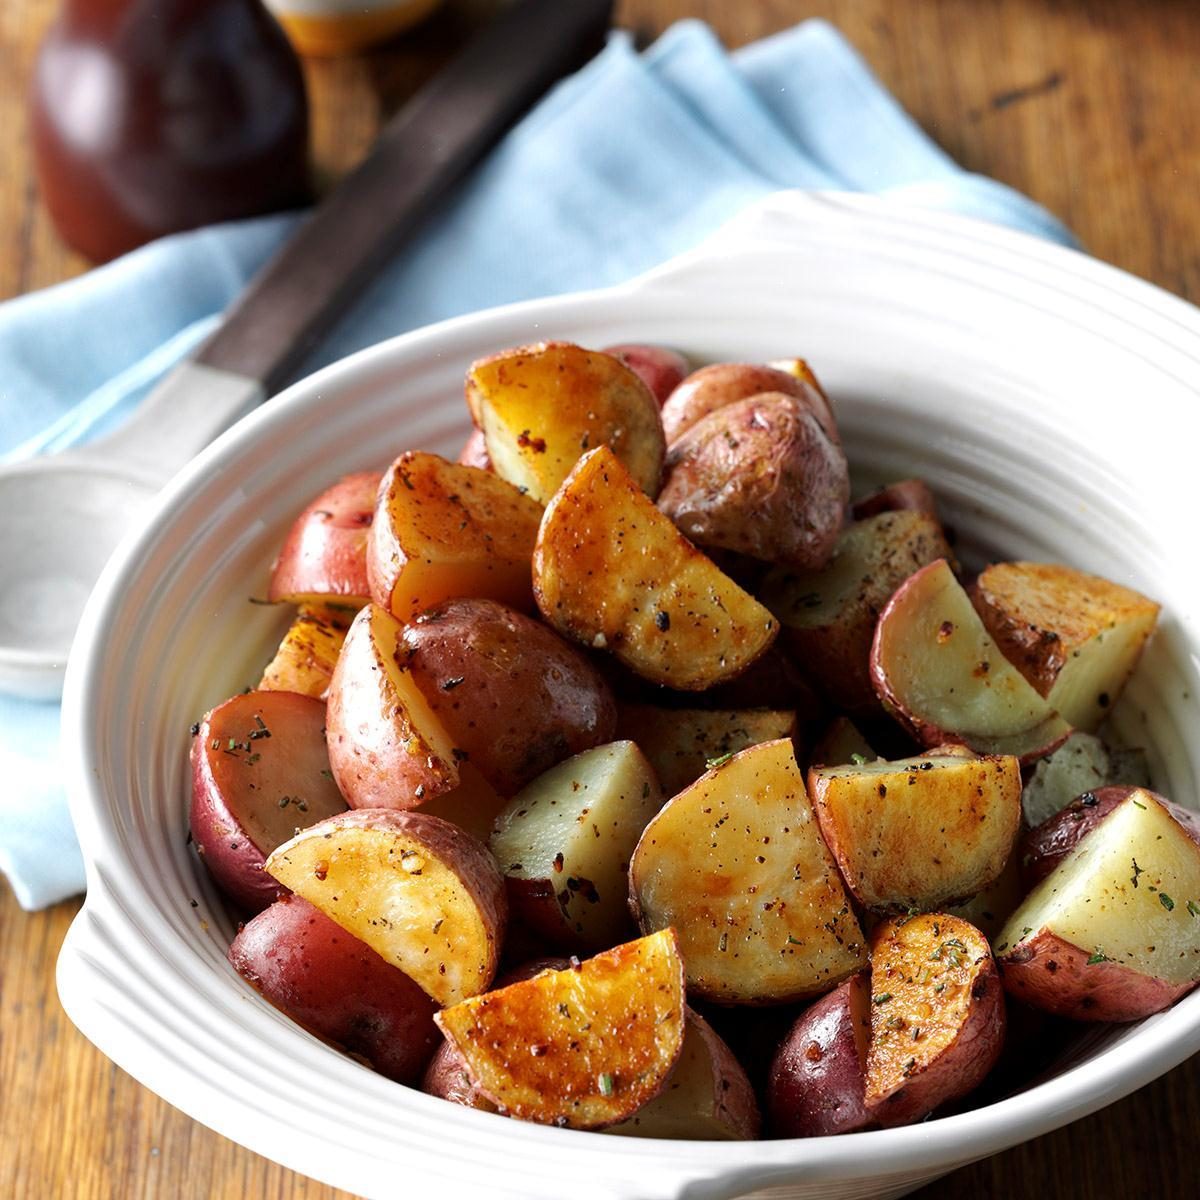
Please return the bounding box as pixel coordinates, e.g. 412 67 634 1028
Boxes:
415 763 509 844
490 742 663 952
259 604 350 698
810 717 877 767
466 341 664 503
1021 731 1150 828
807 753 1021 911
866 915 1005 1126
615 704 796 798
603 343 690 407
325 604 460 808
971 562 1160 732
533 446 778 691
265 809 506 1006
630 738 866 1004
367 451 542 622
851 478 939 521
658 393 848 569
761 511 952 714
871 559 1071 762
434 930 686 1129
767 357 838 444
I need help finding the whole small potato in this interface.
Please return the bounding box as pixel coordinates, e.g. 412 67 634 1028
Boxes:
603 343 690 406
402 598 618 796
658 393 848 569
661 362 837 444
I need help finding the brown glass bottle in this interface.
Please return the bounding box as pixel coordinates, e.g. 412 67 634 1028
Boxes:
31 0 311 263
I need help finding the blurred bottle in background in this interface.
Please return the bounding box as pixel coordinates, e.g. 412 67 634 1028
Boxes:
264 0 443 56
31 0 311 263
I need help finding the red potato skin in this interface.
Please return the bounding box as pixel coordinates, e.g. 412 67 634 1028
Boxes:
457 429 492 471
229 894 440 1085
851 479 939 522
268 471 381 603
1021 786 1200 888
999 929 1195 1022
401 598 618 797
189 691 345 914
603 344 690 406
767 971 872 1138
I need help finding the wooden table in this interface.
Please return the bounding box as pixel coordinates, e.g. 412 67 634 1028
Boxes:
2 1 1199 1196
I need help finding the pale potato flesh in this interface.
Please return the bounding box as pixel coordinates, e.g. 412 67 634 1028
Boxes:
630 738 866 1003
415 762 509 843
266 810 504 1006
615 704 796 798
435 930 686 1129
996 791 1200 985
533 446 778 691
1020 731 1148 828
258 604 349 698
466 342 665 503
490 741 664 950
872 559 1071 760
808 753 1021 911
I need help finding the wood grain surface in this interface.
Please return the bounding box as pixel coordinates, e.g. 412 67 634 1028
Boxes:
2 1 1199 1197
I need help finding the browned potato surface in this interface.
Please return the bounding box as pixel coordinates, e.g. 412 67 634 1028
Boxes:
367 451 541 622
971 562 1160 731
658 392 847 569
534 446 778 691
762 511 953 713
466 341 664 503
400 597 617 796
615 703 796 797
807 753 1021 911
434 930 686 1129
258 604 349 698
630 738 866 1004
866 914 1005 1126
265 809 507 1006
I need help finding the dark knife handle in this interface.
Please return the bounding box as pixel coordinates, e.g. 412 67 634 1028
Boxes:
195 0 614 395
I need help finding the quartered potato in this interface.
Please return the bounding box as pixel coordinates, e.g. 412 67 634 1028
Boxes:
807 753 1021 911
971 562 1160 732
629 738 866 1004
533 446 778 691
434 930 686 1129
258 604 350 698
1020 730 1150 828
367 451 542 622
265 809 507 1007
466 341 665 503
871 559 1071 762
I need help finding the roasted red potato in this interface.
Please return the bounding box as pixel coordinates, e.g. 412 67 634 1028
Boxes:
1020 730 1150 828
971 562 1160 732
658 392 848 569
434 930 686 1129
190 691 347 913
762 510 953 713
630 738 866 1004
851 478 939 521
258 604 350 699
534 446 778 691
229 894 440 1084
466 341 665 503
866 914 1005 1126
268 471 380 607
603 343 690 406
871 559 1071 762
457 428 492 471
997 788 1200 1021
265 809 507 1006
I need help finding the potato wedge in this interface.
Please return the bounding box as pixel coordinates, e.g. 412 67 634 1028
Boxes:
615 703 796 798
629 738 866 1004
866 914 1005 1126
268 471 380 607
466 341 665 503
1022 731 1123 828
533 446 778 691
325 603 460 809
807 753 1021 911
415 763 509 844
490 741 663 952
259 604 350 698
367 451 542 623
265 809 506 1006
997 788 1200 1020
971 562 1160 732
871 559 1071 762
944 853 1023 942
434 930 686 1129
603 343 690 407
761 511 953 714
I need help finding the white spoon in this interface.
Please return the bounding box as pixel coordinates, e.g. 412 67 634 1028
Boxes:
0 0 613 700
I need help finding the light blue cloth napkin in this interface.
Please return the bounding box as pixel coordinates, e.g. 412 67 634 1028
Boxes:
0 19 1076 910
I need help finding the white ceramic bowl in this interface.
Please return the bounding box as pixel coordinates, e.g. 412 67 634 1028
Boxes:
58 191 1200 1200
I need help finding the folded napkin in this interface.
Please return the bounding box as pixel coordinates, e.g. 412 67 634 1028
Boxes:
0 19 1076 910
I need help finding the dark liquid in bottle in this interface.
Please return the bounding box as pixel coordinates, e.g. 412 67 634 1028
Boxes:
31 0 311 263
